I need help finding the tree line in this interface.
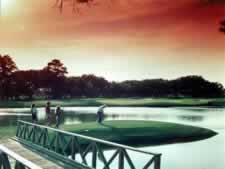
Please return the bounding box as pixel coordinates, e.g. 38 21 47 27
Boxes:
0 54 224 100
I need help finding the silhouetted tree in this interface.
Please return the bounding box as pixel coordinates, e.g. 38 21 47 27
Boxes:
79 74 110 97
44 59 68 77
64 77 83 97
11 70 42 100
0 55 224 99
0 55 17 78
170 76 224 98
0 55 17 100
44 59 68 98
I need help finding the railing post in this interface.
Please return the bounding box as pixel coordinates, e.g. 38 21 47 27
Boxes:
154 154 161 169
35 127 40 145
15 161 26 169
23 124 27 140
118 148 124 169
92 143 97 168
43 129 48 147
71 136 75 160
0 151 11 169
32 126 36 143
16 121 20 137
18 124 24 138
55 132 60 153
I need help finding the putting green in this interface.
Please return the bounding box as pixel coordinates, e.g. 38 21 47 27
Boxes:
62 120 217 146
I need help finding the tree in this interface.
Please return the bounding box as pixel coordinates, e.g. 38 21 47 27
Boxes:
44 59 68 77
44 59 68 98
12 70 40 100
80 74 110 97
0 55 18 100
0 55 17 77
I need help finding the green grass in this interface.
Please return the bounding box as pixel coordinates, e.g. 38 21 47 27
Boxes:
0 98 224 108
0 120 217 147
61 120 217 146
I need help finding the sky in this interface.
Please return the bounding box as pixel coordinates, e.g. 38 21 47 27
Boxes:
0 0 224 85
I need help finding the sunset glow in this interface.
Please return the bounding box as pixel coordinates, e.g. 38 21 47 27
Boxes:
0 0 224 84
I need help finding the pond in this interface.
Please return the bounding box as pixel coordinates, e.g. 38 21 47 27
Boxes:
0 107 224 169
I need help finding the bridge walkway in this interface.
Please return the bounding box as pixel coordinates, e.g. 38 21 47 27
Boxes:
1 138 74 169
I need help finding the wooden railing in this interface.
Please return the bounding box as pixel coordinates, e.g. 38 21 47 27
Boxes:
16 120 161 169
0 145 42 169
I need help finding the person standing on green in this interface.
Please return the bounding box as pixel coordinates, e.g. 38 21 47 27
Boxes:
55 106 63 128
31 103 38 123
97 104 107 124
45 101 51 125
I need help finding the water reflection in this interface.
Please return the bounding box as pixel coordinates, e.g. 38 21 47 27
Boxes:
0 107 225 169
0 109 119 127
175 107 214 112
177 115 205 122
0 107 225 129
0 115 30 126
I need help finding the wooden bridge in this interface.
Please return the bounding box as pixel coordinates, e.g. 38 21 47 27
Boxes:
0 121 162 169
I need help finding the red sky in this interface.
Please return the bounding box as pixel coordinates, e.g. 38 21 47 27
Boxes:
0 0 225 84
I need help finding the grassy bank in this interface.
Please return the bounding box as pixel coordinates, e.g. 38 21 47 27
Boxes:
0 98 224 108
62 120 217 146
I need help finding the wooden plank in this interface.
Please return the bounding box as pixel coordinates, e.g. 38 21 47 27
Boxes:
0 144 42 169
0 139 66 169
14 137 92 169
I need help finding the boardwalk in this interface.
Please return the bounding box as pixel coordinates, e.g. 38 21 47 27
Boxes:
0 139 73 169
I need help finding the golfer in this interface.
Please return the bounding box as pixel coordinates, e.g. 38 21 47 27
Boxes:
97 104 107 124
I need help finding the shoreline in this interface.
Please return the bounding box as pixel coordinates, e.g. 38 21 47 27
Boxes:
0 98 224 108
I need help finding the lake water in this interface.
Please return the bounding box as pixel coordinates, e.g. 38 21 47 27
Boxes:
0 107 224 169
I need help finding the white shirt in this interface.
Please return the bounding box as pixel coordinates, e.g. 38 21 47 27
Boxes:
31 107 37 115
97 105 107 112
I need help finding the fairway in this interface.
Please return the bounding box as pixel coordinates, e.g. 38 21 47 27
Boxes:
0 98 224 108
